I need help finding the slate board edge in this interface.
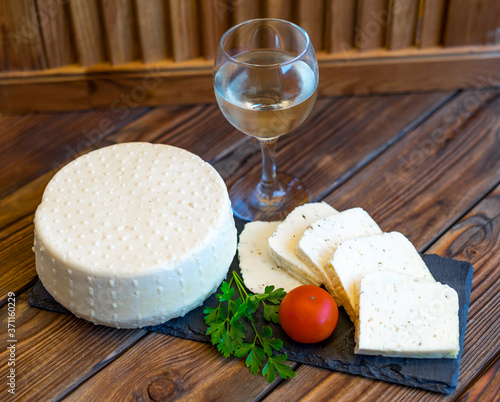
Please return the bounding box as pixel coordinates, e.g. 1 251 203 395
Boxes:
28 253 473 395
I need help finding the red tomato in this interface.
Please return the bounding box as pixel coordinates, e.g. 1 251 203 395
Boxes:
279 285 338 343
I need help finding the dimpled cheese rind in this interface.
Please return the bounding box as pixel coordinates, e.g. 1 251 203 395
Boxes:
34 142 237 328
238 221 304 294
355 271 460 358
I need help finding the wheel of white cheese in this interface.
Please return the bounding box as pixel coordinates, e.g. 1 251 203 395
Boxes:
34 142 237 328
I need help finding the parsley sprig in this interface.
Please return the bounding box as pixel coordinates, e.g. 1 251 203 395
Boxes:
204 271 296 383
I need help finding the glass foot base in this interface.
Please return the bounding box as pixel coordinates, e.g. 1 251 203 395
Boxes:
228 172 310 221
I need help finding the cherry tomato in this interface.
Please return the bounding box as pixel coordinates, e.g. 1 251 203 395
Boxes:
279 285 338 343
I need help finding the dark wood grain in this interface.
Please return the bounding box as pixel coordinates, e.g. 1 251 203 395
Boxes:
0 108 148 200
226 92 454 196
295 0 325 51
263 92 500 401
325 0 357 53
386 0 419 50
324 91 500 249
419 0 447 48
355 0 388 51
0 0 47 71
135 0 170 63
1 88 499 400
168 0 200 62
101 0 137 65
444 0 500 46
264 0 293 21
64 333 282 401
0 291 147 400
455 354 500 402
429 185 500 400
35 0 75 68
68 0 106 66
200 0 231 60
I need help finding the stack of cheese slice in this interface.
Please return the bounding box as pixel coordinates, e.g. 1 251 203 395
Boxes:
238 202 460 358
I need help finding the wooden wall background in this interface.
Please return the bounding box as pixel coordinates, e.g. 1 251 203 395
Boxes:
1 0 500 112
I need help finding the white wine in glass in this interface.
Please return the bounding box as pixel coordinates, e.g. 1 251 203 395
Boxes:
214 19 318 221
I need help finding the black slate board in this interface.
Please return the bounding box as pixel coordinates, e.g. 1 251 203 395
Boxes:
29 218 473 394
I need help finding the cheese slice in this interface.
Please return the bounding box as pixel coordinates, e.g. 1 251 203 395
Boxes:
268 202 338 285
355 271 460 358
238 221 304 294
296 207 381 296
326 231 435 322
34 142 237 328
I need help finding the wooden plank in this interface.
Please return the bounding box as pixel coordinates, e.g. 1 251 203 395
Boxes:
232 0 262 24
263 0 293 21
264 91 500 401
418 0 447 48
295 0 325 51
35 0 74 68
200 0 231 60
317 52 500 96
386 0 419 50
324 91 500 248
68 0 106 66
428 185 500 401
355 0 388 51
221 92 453 192
1 51 500 113
168 0 200 62
325 0 357 53
64 333 280 401
444 0 500 47
104 104 250 164
454 351 500 402
0 291 148 400
135 0 170 63
0 0 47 71
101 0 137 65
0 109 147 200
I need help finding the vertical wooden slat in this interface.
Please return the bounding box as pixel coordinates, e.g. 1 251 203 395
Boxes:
263 0 293 21
101 0 137 65
68 0 106 67
296 0 325 51
35 0 74 68
200 0 231 60
168 0 200 62
325 0 357 53
418 0 447 48
444 0 500 46
0 0 47 71
232 0 262 25
386 0 419 50
355 0 388 51
135 0 170 63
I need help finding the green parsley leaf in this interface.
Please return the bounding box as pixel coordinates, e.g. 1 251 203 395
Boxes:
204 271 295 383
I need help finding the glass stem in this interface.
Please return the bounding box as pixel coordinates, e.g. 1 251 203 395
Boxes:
258 137 280 201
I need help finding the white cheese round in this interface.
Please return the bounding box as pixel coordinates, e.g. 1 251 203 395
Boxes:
34 142 237 328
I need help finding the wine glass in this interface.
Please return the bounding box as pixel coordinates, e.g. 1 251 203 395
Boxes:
214 18 318 221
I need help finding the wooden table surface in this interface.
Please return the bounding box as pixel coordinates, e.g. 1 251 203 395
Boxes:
1 88 499 401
